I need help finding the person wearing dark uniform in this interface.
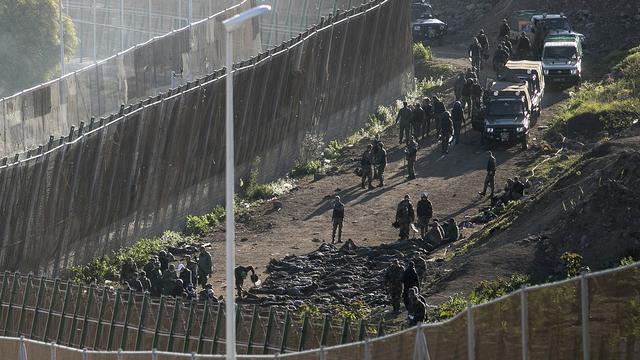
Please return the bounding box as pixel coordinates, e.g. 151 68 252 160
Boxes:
416 192 433 239
401 262 420 311
412 103 425 140
440 111 454 154
469 38 482 71
517 32 531 60
451 101 465 145
396 102 413 144
405 137 418 180
422 98 434 139
360 144 375 190
373 142 387 187
498 19 510 39
384 260 405 313
396 195 415 241
432 96 446 139
331 196 344 243
235 265 256 298
479 151 497 197
477 29 489 60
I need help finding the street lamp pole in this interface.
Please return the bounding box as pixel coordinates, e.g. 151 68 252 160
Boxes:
222 5 271 360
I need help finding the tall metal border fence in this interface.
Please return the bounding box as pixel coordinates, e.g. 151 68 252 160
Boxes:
0 0 413 274
0 262 639 358
0 0 260 158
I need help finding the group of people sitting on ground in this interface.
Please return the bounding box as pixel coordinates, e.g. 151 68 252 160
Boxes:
384 259 430 326
395 193 459 248
493 176 530 207
119 246 214 301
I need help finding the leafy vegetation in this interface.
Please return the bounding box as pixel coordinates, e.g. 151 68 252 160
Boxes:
0 0 78 96
70 231 195 284
290 159 324 178
413 42 433 62
430 274 530 321
560 252 584 278
331 299 372 320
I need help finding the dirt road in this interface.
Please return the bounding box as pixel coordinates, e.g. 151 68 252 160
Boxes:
205 48 568 303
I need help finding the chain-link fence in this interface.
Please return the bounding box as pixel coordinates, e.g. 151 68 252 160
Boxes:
0 0 260 159
1 262 639 359
0 0 413 275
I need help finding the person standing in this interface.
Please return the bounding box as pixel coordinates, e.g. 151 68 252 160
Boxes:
396 102 413 144
360 144 375 190
412 103 425 140
384 260 405 313
498 19 511 39
440 111 454 154
451 101 465 145
373 142 387 187
479 151 497 197
235 265 256 298
469 38 482 71
401 262 420 311
422 98 434 140
396 195 415 241
517 32 531 60
405 137 418 180
432 96 446 139
416 192 433 239
477 29 489 60
331 196 345 244
197 246 213 287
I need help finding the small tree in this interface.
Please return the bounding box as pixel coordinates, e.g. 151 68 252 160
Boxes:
0 0 78 96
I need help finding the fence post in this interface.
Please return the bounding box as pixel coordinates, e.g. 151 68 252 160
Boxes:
17 274 33 336
211 302 223 354
197 301 210 354
298 312 310 351
3 272 21 335
167 298 181 352
107 289 122 350
0 272 8 320
182 300 196 353
262 307 275 354
467 304 475 360
19 336 26 360
79 284 96 349
521 286 529 360
581 274 590 360
68 283 84 346
135 293 149 350
29 277 46 338
340 317 350 344
299 0 309 29
358 319 367 341
50 341 57 360
93 288 108 347
280 310 291 353
319 345 325 360
119 290 134 350
56 282 73 344
120 0 124 50
92 0 97 61
320 315 331 347
247 305 259 354
376 317 385 337
43 279 60 342
151 295 165 350
364 337 370 360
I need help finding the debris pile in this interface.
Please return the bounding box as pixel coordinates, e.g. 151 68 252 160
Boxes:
247 239 436 312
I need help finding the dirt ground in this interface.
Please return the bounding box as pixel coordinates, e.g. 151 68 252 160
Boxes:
203 47 570 304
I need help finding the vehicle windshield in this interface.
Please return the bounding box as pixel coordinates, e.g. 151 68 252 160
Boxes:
488 100 524 116
411 5 433 21
543 18 571 31
543 46 577 60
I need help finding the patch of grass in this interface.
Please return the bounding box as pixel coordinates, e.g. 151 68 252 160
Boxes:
185 214 209 236
423 62 456 80
343 105 397 147
561 252 583 278
70 231 194 284
413 42 433 62
331 299 372 320
290 159 324 178
531 153 583 181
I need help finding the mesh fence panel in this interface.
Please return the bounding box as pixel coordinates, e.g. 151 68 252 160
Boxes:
423 312 468 360
528 278 582 359
587 266 640 358
474 292 522 358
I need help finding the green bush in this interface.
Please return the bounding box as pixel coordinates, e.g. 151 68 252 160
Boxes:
245 183 277 201
561 252 583 278
205 206 225 226
185 214 209 236
324 139 343 159
290 159 323 178
413 42 433 62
